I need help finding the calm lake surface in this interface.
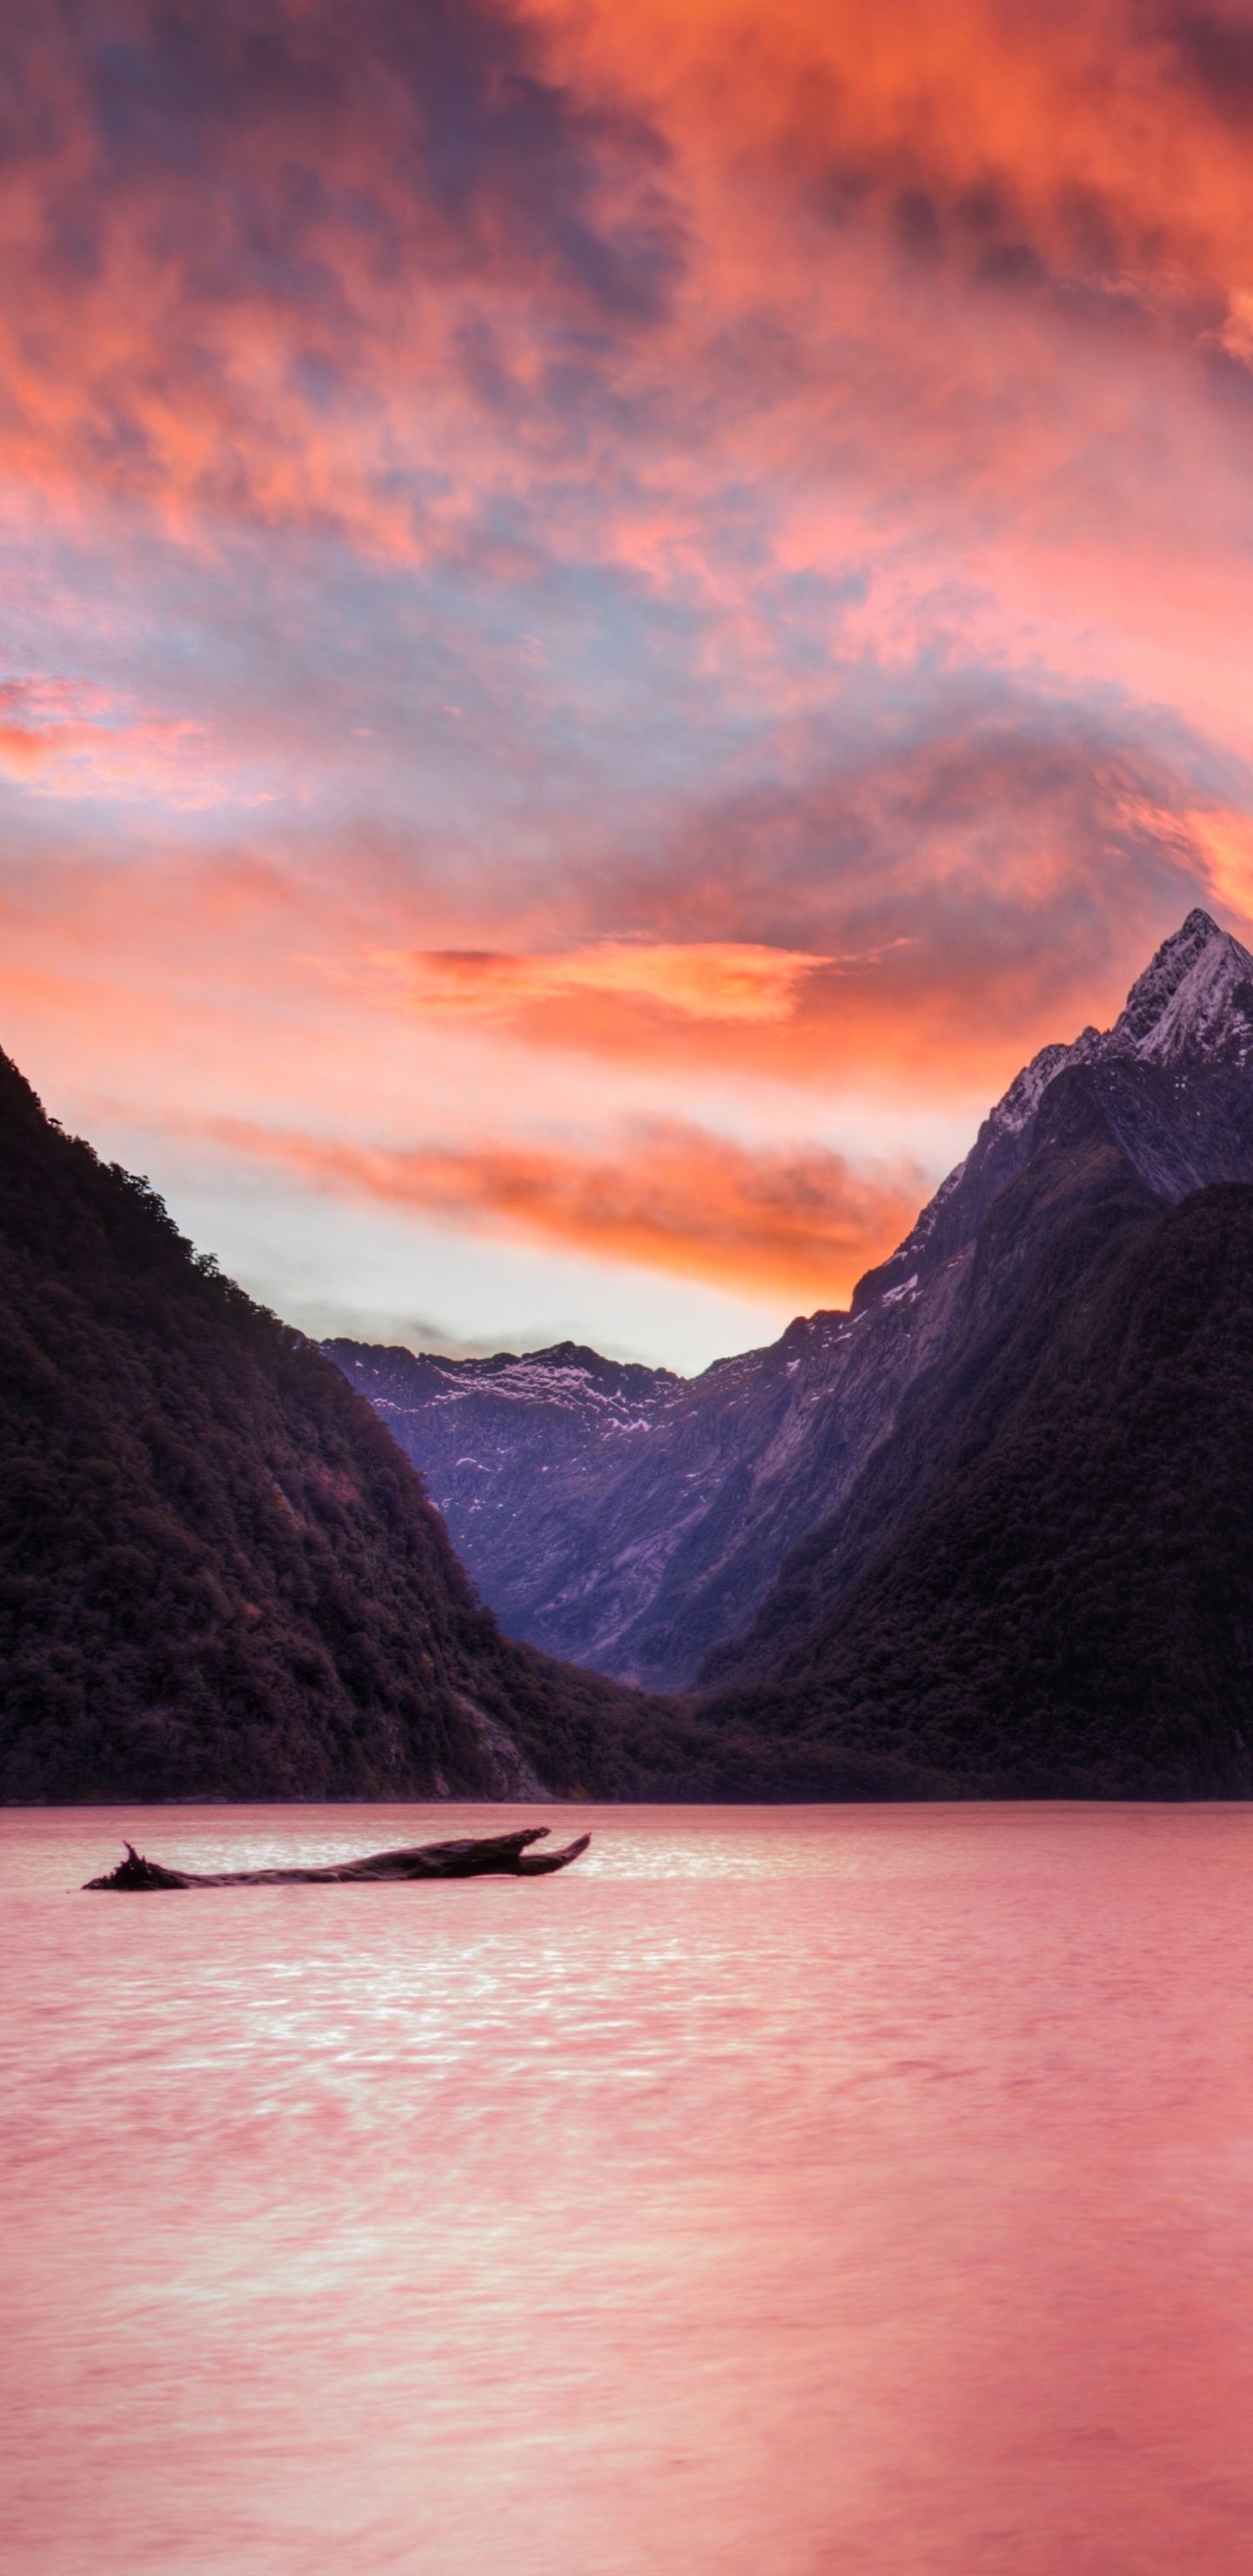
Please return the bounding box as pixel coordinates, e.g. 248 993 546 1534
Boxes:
5 1801 1253 2575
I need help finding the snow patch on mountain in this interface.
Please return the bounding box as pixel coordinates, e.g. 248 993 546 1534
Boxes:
1112 912 1253 1066
873 911 1253 1304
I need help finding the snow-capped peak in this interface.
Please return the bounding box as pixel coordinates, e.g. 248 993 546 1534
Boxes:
985 911 1253 1124
1105 909 1253 1066
857 909 1253 1310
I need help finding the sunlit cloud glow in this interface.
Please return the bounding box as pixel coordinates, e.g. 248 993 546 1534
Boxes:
196 1110 925 1305
3 0 1253 1360
390 940 839 1024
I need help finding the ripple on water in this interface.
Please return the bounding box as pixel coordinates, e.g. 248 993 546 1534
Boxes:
5 1801 1253 2576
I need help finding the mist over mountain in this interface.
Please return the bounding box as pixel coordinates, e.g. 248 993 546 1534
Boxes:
333 910 1253 1701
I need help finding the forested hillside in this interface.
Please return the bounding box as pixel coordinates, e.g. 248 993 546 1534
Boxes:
702 1185 1253 1797
7 1025 1253 1806
0 1050 626 1802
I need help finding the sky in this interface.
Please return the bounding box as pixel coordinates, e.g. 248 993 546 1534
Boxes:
4 0 1253 1369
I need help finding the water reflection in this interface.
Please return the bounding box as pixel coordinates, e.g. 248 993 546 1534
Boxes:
5 1804 1253 2573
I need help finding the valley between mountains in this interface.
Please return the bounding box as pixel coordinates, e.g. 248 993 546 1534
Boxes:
5 909 1253 1801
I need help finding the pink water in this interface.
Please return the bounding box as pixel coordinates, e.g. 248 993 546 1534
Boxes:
5 1801 1253 2574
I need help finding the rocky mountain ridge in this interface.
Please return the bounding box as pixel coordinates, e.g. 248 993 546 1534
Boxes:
331 910 1253 1691
859 908 1253 1305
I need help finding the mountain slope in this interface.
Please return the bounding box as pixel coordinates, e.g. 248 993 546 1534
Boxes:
700 917 1253 1687
699 1183 1253 1798
328 1307 952 1690
855 908 1253 1308
0 1050 628 1803
9 942 1253 1806
700 1084 1162 1683
324 1336 684 1661
333 910 1253 1692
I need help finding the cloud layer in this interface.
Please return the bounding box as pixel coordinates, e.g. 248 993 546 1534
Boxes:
3 1 1253 1356
200 1111 924 1304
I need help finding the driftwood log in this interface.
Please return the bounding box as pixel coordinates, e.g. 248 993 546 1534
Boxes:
84 1828 592 1890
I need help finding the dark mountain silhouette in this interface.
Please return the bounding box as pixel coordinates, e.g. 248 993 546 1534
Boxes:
333 911 1253 1694
0 1049 632 1804
700 915 1253 1689
0 1041 956 1808
10 909 1253 1806
698 1179 1253 1797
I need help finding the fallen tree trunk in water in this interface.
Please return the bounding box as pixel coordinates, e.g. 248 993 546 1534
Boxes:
84 1828 592 1889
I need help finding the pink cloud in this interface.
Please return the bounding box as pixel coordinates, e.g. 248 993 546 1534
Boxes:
193 1109 926 1304
5 3 1253 1358
0 678 212 801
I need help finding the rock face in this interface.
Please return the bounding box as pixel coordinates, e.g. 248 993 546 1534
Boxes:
332 910 1253 1693
326 1317 928 1691
0 1049 629 1804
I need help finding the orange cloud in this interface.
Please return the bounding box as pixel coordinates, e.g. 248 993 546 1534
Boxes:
387 938 838 1023
5 0 1253 568
197 1111 926 1305
8 2 1253 1365
357 721 1236 1094
547 0 1253 322
1179 807 1253 921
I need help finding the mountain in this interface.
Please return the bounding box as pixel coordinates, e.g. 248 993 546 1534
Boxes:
853 904 1253 1309
325 1312 927 1689
323 1337 681 1663
332 910 1253 1694
698 1179 1253 1796
702 909 1253 1685
0 1049 632 1804
7 909 1253 1806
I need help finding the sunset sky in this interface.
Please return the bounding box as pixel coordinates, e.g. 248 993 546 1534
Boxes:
5 0 1253 1367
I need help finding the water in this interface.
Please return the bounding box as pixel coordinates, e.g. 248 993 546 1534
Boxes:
5 1801 1253 2575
